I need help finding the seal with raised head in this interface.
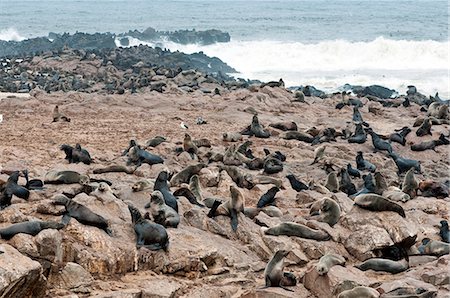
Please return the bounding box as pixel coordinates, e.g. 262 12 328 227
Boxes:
0 221 64 240
402 168 419 199
389 151 421 174
316 253 346 275
374 172 388 195
440 220 449 243
309 197 341 227
262 249 294 291
183 133 198 159
355 257 408 274
348 123 367 144
128 204 169 251
325 171 339 193
61 144 92 165
339 167 357 195
356 151 376 172
350 173 376 198
53 195 111 235
0 171 30 209
286 174 308 192
132 179 154 192
127 145 164 166
338 286 380 298
346 163 361 178
170 163 206 187
147 190 180 228
311 144 327 165
257 187 280 208
52 105 71 122
354 194 405 218
262 222 330 241
366 128 393 153
416 117 432 136
210 185 245 231
250 115 270 138
153 171 178 212
173 186 205 207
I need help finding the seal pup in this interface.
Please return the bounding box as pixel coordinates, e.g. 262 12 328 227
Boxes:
402 168 419 199
53 195 111 235
286 174 308 192
419 180 449 199
146 136 166 147
354 194 405 217
44 170 89 184
325 171 339 193
262 250 294 291
250 115 270 138
439 220 449 243
132 179 154 192
366 128 393 153
210 185 245 231
262 222 330 241
153 171 178 212
222 132 243 142
418 238 449 256
52 105 71 122
257 187 280 208
416 117 432 136
183 133 198 159
346 164 361 178
382 186 410 202
339 167 357 195
311 144 327 165
316 253 346 275
0 221 64 240
128 204 169 251
338 286 380 298
309 197 341 227
170 163 206 187
356 151 376 172
389 151 421 174
147 191 180 228
355 257 409 274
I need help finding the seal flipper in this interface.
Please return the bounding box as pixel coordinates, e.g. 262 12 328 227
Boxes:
279 285 294 292
61 214 72 226
207 200 221 218
230 208 239 231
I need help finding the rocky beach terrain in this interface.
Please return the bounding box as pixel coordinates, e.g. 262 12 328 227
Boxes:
0 31 449 298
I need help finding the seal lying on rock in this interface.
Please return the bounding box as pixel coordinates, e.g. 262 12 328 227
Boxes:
44 170 90 184
338 286 380 298
53 195 112 235
316 253 346 275
418 238 449 256
127 145 164 166
128 204 169 251
354 194 405 217
355 257 409 274
0 221 64 240
146 191 180 228
257 187 279 208
286 174 308 192
262 222 330 241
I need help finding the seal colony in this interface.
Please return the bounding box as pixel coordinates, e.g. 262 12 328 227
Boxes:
0 53 449 297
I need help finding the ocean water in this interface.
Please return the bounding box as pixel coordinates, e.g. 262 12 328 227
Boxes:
0 0 448 96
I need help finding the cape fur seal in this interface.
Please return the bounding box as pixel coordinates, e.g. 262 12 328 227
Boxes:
44 170 89 184
183 133 198 159
389 151 421 174
128 204 169 251
338 286 380 298
147 191 180 228
146 136 166 147
348 123 367 144
257 187 279 208
53 195 111 235
402 168 419 199
60 143 92 165
311 144 327 165
52 105 71 122
355 258 408 274
416 117 432 136
262 222 330 241
223 132 242 142
316 253 346 275
346 163 361 178
250 115 270 138
269 121 298 131
170 163 206 186
418 238 449 256
0 171 30 209
262 250 294 291
309 197 341 227
132 179 154 192
93 165 135 174
172 187 205 207
325 171 339 193
127 145 164 166
356 151 376 172
354 194 405 217
209 185 245 231
286 174 308 192
419 180 449 199
0 221 64 240
153 171 178 212
281 131 314 143
218 165 254 189
339 167 357 195
440 221 450 243
366 128 393 153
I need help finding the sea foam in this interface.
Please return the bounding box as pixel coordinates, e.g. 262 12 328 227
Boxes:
0 28 25 41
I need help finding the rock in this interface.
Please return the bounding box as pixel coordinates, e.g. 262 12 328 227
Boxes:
303 264 377 298
48 262 93 291
0 244 47 297
241 285 310 298
90 289 142 298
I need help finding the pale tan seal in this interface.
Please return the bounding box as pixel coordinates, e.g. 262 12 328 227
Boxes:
382 186 410 202
147 190 180 228
402 168 419 198
132 179 154 192
325 171 339 192
338 286 380 298
262 222 330 241
262 250 294 291
354 194 405 218
309 197 341 227
316 253 346 275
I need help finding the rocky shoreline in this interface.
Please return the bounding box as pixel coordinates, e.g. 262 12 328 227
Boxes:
0 43 449 298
